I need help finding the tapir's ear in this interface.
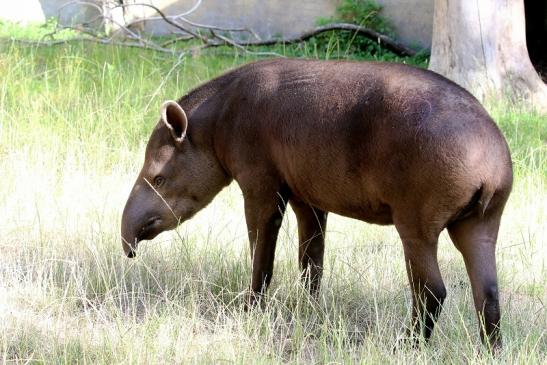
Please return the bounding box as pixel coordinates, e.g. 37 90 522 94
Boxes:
161 100 188 145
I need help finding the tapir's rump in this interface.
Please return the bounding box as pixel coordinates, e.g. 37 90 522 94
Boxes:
122 59 512 350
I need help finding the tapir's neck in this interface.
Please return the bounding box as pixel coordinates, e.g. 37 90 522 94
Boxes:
178 70 239 178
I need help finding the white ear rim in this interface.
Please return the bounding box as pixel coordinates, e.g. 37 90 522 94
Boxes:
160 100 188 143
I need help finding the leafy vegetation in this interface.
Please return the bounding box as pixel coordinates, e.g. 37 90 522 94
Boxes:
331 0 391 31
312 0 428 63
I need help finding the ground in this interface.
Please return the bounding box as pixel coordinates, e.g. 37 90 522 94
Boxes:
0 33 545 363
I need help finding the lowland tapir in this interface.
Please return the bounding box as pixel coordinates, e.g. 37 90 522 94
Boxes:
121 59 513 349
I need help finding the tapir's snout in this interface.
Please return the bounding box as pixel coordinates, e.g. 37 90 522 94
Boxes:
121 200 141 258
121 233 137 258
121 187 166 258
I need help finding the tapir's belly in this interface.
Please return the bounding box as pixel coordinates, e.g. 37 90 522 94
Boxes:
283 164 395 225
316 195 394 225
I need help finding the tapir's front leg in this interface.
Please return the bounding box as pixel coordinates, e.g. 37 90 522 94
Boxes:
242 182 290 307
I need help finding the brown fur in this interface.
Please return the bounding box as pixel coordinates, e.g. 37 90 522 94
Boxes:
121 59 513 349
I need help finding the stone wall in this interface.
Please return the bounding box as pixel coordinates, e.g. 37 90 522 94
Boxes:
0 0 434 49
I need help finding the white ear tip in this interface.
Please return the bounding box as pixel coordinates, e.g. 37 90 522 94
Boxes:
160 100 188 144
161 100 181 119
161 100 179 109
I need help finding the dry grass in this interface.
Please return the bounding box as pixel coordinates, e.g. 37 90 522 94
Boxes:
0 39 545 364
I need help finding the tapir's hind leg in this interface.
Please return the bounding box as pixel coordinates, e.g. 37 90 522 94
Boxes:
447 208 504 350
289 200 327 296
394 218 446 344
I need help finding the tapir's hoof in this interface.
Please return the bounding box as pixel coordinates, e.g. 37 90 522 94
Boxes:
392 330 424 353
244 291 265 312
486 339 502 356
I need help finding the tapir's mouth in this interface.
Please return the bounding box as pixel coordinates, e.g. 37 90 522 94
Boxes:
138 216 163 241
122 209 192 258
135 216 165 243
122 216 164 258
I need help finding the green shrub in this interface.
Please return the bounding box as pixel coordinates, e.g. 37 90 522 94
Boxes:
310 0 412 61
325 0 392 33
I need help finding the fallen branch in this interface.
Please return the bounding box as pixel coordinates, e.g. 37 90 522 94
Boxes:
115 3 210 44
127 19 416 57
208 23 417 57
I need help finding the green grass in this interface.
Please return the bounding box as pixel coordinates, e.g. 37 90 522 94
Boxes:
0 27 545 364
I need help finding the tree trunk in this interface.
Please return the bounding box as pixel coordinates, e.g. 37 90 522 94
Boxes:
429 0 547 111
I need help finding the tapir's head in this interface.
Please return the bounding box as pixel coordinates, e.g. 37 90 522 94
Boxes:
121 101 229 257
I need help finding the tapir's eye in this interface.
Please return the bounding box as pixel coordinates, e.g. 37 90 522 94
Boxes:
153 176 165 188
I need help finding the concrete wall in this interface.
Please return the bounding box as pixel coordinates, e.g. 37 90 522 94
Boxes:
0 0 434 49
130 0 433 48
0 1 102 26
145 1 336 40
0 0 46 24
378 0 434 48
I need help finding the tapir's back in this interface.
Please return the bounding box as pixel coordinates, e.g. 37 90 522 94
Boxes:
215 59 511 222
229 59 503 157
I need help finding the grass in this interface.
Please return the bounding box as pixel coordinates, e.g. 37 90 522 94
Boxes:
0 26 546 364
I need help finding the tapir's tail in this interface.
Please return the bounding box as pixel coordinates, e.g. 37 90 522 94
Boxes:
452 177 509 224
451 185 485 222
463 131 513 220
477 182 496 216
